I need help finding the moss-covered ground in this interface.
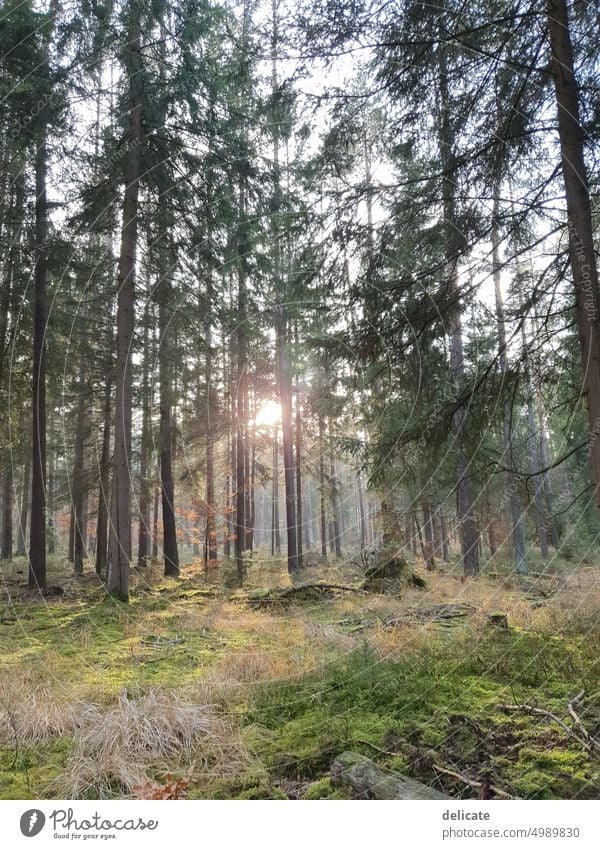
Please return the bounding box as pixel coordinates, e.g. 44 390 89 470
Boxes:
0 550 598 800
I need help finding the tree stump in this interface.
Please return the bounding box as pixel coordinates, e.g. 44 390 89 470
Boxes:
487 612 509 629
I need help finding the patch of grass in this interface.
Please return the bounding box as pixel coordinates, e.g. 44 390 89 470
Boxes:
0 738 71 799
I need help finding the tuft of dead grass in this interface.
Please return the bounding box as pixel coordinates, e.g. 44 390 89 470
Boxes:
56 687 251 798
0 672 74 745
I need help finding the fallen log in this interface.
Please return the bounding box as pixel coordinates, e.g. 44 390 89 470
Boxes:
330 752 450 800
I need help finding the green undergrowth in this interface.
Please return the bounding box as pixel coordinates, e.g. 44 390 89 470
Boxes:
0 739 71 799
239 629 599 800
1 556 599 800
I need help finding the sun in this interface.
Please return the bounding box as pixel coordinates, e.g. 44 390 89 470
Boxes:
253 399 282 428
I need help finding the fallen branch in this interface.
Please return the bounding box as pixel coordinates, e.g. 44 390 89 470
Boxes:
383 603 476 628
432 764 515 800
247 583 364 608
566 691 600 752
496 702 596 753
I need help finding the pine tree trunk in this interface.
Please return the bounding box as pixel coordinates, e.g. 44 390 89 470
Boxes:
356 472 367 551
107 0 143 600
328 428 342 558
204 276 218 567
438 40 480 577
158 229 179 579
546 0 600 510
73 350 86 576
271 3 297 575
234 178 248 585
96 373 111 576
440 510 449 562
492 191 528 574
1 462 12 560
271 423 281 556
522 322 548 559
295 368 303 568
17 451 30 558
152 485 159 559
137 298 151 569
422 501 436 570
29 115 48 590
319 415 327 561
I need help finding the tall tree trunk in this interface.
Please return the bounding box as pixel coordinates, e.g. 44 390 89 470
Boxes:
522 324 548 559
328 424 342 558
29 110 48 590
318 415 327 561
152 484 159 559
275 336 298 573
17 451 30 557
137 296 151 569
234 176 248 585
272 0 297 575
1 462 12 560
546 0 600 510
439 509 449 562
107 0 143 600
204 275 218 567
492 193 528 574
294 358 303 568
246 416 256 554
356 471 367 551
438 47 480 576
422 501 436 570
271 423 281 556
158 226 179 579
73 347 86 575
96 374 111 576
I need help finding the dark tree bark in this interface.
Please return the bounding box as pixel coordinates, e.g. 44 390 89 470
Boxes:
318 415 327 561
1 462 12 560
328 422 342 558
73 347 86 575
546 0 600 510
356 472 367 551
137 297 152 570
271 2 297 576
294 366 303 568
422 501 436 570
204 275 218 568
437 34 480 576
95 373 112 576
440 509 449 562
17 449 30 558
271 423 281 556
234 177 248 585
158 230 179 579
29 111 48 590
152 484 159 559
492 190 528 574
107 0 143 600
522 322 548 559
47 405 56 555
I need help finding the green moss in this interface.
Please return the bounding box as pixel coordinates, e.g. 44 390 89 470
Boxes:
508 748 595 799
244 631 598 798
0 738 71 799
302 777 350 799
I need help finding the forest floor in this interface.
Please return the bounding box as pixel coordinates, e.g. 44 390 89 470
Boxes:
0 549 598 800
